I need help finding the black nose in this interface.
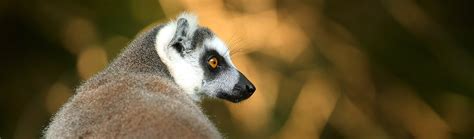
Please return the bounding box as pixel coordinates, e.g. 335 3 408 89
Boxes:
217 71 256 103
245 83 256 94
236 71 255 97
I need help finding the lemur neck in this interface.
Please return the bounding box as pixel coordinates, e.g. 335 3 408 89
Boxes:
107 25 173 80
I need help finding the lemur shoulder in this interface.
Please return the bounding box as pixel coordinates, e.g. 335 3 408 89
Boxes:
44 13 255 138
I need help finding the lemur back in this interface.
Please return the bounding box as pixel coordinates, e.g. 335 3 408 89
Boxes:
44 13 255 138
44 26 221 138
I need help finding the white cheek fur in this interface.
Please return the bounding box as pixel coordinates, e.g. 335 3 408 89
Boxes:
155 16 204 101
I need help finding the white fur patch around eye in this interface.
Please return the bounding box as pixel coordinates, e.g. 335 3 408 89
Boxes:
204 37 236 68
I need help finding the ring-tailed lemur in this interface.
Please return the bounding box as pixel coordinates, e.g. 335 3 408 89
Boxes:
44 13 255 138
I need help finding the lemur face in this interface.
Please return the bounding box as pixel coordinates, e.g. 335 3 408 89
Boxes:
155 13 255 102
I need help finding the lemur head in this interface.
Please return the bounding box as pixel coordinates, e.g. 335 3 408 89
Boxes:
155 13 255 103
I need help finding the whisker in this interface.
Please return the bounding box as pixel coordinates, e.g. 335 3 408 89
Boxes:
228 35 249 57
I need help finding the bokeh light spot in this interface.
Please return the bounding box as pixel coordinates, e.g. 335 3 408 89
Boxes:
77 47 108 80
45 82 72 114
62 18 98 54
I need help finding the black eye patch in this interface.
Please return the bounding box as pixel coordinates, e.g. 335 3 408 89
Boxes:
200 49 230 79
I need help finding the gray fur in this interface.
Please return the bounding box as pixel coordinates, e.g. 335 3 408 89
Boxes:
43 25 222 138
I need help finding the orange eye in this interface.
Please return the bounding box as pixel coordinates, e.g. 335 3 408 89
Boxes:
208 57 218 69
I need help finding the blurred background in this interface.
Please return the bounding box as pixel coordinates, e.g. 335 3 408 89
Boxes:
1 0 473 138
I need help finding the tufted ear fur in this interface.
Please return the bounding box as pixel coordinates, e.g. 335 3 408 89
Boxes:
170 18 189 53
169 13 199 55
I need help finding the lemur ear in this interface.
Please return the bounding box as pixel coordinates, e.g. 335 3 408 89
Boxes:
170 18 190 53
